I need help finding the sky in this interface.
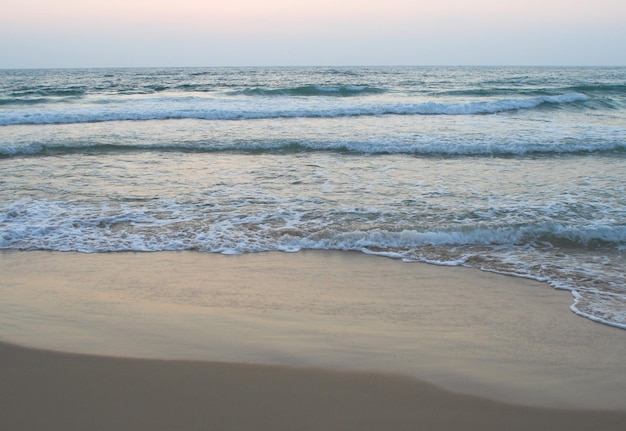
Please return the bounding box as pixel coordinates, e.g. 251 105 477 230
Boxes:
1 0 625 68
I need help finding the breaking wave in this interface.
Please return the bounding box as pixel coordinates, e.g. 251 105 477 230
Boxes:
0 93 589 126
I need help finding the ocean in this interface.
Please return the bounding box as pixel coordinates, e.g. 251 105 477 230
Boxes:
1 66 625 329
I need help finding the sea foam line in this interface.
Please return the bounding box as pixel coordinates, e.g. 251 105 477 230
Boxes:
0 93 589 126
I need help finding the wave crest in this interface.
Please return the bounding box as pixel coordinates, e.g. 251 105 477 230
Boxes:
232 85 387 97
0 93 590 126
3 137 624 158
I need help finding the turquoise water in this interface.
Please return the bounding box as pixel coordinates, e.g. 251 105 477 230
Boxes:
1 66 625 328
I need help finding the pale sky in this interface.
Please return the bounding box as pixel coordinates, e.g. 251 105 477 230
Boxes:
1 0 625 68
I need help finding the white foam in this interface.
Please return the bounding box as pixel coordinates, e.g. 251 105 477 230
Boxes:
0 93 589 126
2 199 625 252
570 290 626 330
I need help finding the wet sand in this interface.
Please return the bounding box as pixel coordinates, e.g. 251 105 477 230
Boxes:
2 341 626 431
1 250 625 429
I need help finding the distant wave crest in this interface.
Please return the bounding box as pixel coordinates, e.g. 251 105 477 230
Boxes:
0 93 589 126
231 85 387 97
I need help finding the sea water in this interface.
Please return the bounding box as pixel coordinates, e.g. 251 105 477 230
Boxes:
1 66 624 329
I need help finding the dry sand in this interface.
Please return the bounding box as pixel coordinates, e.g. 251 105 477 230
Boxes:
1 250 625 430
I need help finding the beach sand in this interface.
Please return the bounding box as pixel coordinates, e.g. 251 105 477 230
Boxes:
2 341 626 431
1 250 625 430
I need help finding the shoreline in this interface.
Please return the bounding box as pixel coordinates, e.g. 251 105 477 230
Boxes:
1 249 625 412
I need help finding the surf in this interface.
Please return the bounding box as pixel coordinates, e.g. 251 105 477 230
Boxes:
0 92 590 126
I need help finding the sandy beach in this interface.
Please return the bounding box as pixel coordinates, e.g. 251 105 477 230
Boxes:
2 341 626 431
1 250 625 430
